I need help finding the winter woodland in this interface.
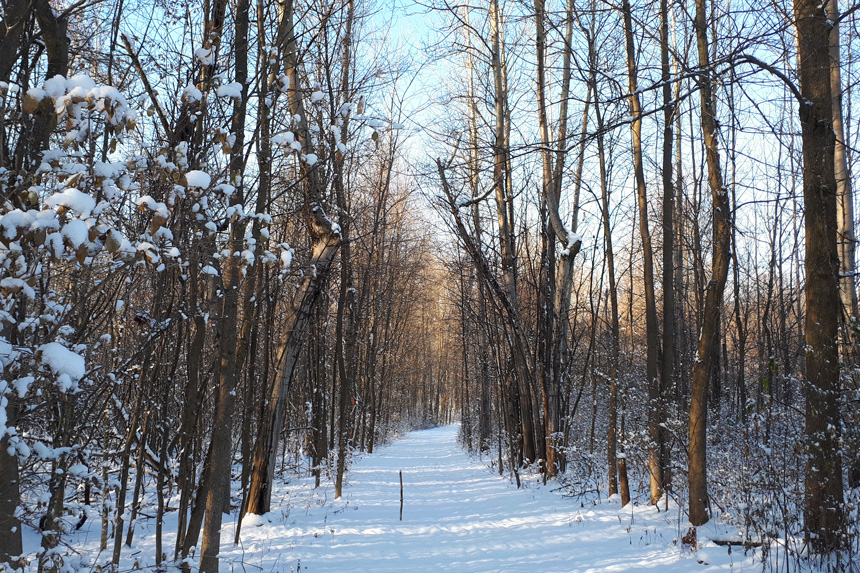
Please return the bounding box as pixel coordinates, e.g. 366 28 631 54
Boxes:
1 0 859 571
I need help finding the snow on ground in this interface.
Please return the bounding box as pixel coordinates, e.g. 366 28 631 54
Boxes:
58 425 761 572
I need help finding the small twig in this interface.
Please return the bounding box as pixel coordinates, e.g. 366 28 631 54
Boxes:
712 538 763 548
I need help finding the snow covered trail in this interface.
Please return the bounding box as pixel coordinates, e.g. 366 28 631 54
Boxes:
221 425 753 572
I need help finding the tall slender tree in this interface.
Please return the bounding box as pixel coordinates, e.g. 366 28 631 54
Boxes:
659 0 675 473
199 0 250 569
534 0 580 477
827 1 859 329
689 0 732 527
621 0 663 504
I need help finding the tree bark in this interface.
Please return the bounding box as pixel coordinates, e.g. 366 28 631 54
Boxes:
490 0 535 465
333 0 356 499
0 393 22 567
246 226 340 515
467 55 492 450
333 246 354 498
0 4 68 563
0 0 30 83
827 2 859 328
595 85 620 499
198 0 249 568
688 0 732 527
534 0 580 477
659 0 675 489
621 0 663 505
246 0 341 515
794 0 846 552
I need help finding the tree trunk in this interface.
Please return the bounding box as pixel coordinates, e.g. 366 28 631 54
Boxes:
0 0 30 83
534 0 580 477
827 2 859 328
235 0 276 539
175 273 207 559
490 0 535 465
659 0 675 491
125 411 150 548
0 4 34 551
245 0 341 516
333 0 356 500
333 247 354 498
0 393 22 567
595 85 620 498
199 0 249 568
689 0 732 527
621 0 663 504
618 413 631 507
794 0 846 552
828 0 860 489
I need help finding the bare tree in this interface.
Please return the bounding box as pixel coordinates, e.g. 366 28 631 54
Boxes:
621 0 663 505
199 0 250 569
246 0 342 516
688 0 732 527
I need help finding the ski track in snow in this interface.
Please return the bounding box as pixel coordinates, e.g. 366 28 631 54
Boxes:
61 425 760 572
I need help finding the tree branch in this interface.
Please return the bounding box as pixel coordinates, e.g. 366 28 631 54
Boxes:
120 32 171 137
735 54 805 106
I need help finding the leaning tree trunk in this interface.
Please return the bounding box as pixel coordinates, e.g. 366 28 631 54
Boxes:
794 0 846 552
688 0 732 527
246 227 340 515
246 0 341 516
436 162 537 469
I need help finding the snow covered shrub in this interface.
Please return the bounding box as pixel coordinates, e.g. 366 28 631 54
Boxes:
0 73 140 570
705 407 802 560
704 395 860 572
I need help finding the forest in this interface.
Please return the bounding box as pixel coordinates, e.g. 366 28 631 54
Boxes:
0 0 858 571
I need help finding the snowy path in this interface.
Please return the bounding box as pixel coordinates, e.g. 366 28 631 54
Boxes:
220 425 751 572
